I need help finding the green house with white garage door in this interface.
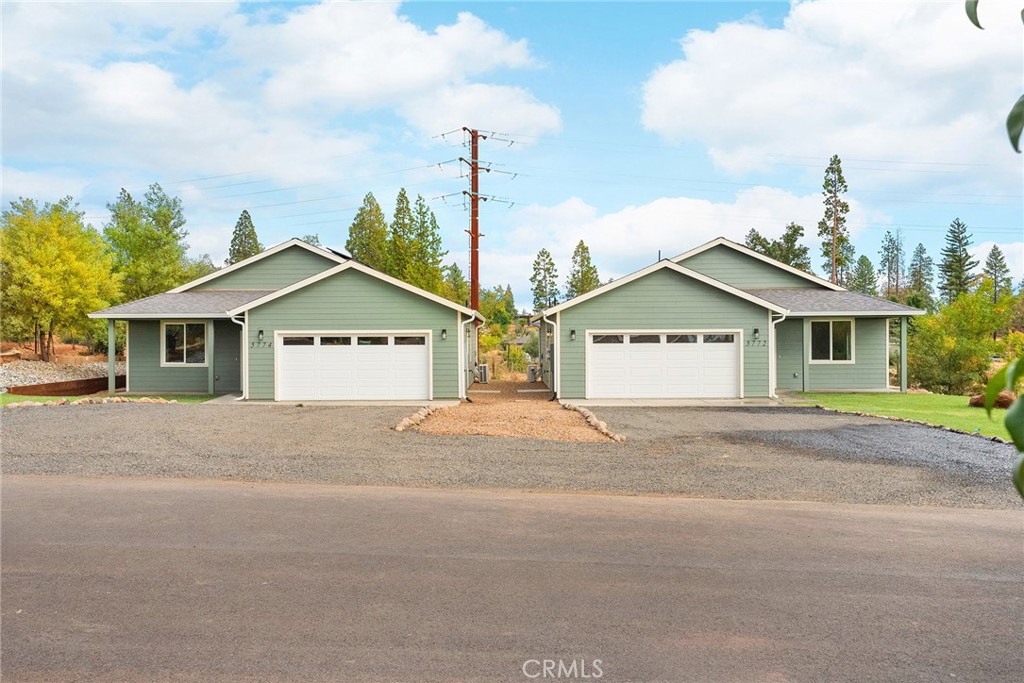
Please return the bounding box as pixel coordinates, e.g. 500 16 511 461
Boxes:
89 239 481 401
534 237 924 400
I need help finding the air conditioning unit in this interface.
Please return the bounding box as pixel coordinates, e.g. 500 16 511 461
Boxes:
477 363 489 384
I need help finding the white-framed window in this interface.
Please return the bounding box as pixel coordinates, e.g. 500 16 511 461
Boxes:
161 321 208 367
809 319 854 364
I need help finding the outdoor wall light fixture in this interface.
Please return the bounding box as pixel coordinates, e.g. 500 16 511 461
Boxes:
441 329 447 341
753 328 760 340
257 329 264 341
570 329 577 341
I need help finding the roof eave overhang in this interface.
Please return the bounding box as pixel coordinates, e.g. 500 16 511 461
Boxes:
786 310 926 317
87 313 233 319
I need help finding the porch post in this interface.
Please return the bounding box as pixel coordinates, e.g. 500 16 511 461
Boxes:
801 317 811 392
107 319 116 395
207 321 216 395
899 316 908 393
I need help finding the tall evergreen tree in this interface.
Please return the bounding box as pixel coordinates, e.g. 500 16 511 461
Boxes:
404 194 447 294
744 223 812 272
530 248 559 312
226 210 262 265
386 188 415 279
907 242 936 310
982 244 1013 303
836 241 857 288
816 154 851 283
103 183 195 301
878 229 905 299
345 192 389 271
848 255 878 295
938 218 979 303
442 263 469 306
565 240 601 298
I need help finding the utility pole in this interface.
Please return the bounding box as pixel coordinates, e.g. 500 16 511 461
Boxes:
461 127 487 313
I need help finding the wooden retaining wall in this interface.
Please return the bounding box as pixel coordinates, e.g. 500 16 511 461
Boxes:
7 376 126 397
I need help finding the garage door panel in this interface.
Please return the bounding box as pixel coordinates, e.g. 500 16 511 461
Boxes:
278 334 430 400
589 332 739 399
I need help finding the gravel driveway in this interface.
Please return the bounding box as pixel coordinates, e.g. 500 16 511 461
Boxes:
2 404 1019 508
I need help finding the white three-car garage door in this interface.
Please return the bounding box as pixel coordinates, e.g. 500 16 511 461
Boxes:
277 333 429 400
587 332 741 399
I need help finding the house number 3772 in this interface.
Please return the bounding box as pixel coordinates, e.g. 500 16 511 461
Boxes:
745 339 767 347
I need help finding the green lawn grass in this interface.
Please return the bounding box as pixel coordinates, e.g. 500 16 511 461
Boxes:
1 393 219 406
800 392 1011 441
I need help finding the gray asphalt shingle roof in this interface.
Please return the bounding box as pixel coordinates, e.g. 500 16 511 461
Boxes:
92 290 276 318
745 288 924 315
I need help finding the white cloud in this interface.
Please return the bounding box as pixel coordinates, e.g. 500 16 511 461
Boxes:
972 241 1024 282
641 1 1022 183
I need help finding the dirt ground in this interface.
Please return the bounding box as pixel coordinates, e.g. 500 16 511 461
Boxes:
415 380 611 442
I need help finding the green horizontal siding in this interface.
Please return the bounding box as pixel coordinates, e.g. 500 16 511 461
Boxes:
558 268 771 398
246 269 461 399
775 318 804 391
192 246 336 291
806 317 888 391
681 244 825 289
128 320 206 392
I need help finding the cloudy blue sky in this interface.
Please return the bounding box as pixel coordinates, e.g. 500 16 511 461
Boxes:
3 0 1021 307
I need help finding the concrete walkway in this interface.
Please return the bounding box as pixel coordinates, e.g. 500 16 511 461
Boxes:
206 392 459 408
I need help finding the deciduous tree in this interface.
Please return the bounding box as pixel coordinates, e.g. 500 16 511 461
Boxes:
1 197 120 361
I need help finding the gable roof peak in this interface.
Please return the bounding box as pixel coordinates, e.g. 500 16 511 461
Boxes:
670 236 845 292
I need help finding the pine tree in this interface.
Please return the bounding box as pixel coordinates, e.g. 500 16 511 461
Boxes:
442 263 469 306
816 155 851 283
226 210 262 265
938 218 979 303
878 229 905 299
836 241 856 288
565 240 601 298
982 245 1013 303
530 248 559 312
848 255 878 295
386 188 415 280
907 243 935 310
745 223 812 272
345 192 389 271
403 194 447 294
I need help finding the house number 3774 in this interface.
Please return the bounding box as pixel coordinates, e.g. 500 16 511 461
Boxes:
250 341 272 349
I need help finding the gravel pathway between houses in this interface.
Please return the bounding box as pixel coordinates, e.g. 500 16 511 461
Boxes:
1 404 1019 509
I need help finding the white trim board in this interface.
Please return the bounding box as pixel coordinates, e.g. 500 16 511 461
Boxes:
670 237 844 292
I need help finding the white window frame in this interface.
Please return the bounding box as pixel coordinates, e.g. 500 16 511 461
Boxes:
807 318 856 365
160 320 209 368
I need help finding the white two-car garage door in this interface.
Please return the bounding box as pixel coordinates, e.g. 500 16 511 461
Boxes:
277 333 429 400
588 332 741 399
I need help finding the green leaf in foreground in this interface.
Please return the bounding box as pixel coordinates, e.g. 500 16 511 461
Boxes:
1005 395 1024 452
965 0 983 28
1007 94 1024 153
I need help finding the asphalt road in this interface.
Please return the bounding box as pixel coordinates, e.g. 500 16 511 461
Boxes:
3 476 1021 682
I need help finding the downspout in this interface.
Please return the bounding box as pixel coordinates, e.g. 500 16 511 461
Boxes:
769 310 788 399
461 313 477 402
230 314 247 400
541 312 558 400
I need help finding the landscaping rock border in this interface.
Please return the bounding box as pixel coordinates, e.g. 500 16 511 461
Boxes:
562 403 625 442
394 406 438 432
3 397 178 409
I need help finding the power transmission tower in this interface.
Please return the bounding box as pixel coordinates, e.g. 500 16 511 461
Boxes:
461 127 487 313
